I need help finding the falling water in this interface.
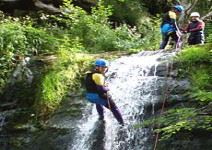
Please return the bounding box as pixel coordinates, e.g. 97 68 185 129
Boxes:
68 50 176 150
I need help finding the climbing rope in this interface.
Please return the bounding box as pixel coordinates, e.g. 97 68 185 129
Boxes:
107 93 112 110
153 60 174 150
175 21 183 50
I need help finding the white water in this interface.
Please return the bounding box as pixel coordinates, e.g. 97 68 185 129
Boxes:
69 50 176 150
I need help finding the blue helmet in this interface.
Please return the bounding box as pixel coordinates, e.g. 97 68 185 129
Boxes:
95 59 109 67
174 5 184 13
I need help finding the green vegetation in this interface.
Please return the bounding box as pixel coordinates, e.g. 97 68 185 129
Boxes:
141 44 212 142
205 21 212 43
143 108 212 140
178 44 212 104
0 0 211 149
0 0 211 125
55 0 160 51
0 18 59 94
104 0 161 50
0 0 161 117
177 44 211 65
35 49 93 117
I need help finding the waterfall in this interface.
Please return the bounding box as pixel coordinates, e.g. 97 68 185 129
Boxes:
68 50 177 150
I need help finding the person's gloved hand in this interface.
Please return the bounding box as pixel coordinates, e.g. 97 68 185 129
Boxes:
176 30 182 37
187 29 191 32
101 92 112 100
167 31 174 35
179 28 187 34
181 30 187 34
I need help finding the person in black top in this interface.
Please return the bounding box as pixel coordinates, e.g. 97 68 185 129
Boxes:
85 59 124 125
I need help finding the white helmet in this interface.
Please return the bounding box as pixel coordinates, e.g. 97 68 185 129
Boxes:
190 12 200 17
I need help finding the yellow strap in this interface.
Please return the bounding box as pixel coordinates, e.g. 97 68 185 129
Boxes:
169 11 177 20
92 73 105 86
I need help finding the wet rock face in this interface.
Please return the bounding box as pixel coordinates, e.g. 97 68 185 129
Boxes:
0 55 55 107
0 125 72 150
0 96 86 150
0 55 71 150
1 57 34 105
149 61 179 78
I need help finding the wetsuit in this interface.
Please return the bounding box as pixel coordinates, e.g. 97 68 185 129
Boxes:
85 71 124 124
186 20 205 45
160 11 179 49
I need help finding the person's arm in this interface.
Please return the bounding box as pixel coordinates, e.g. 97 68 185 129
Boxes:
92 73 109 93
179 23 190 33
188 21 205 32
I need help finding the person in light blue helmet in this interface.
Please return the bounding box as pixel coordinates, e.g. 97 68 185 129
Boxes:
85 59 124 125
160 5 184 49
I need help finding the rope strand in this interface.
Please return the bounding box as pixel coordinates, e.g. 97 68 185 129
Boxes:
153 61 173 150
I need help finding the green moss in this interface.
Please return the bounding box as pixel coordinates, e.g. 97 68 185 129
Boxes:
34 49 93 117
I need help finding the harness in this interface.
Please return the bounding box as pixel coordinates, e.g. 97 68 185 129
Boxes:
161 11 177 35
85 72 98 93
161 12 173 26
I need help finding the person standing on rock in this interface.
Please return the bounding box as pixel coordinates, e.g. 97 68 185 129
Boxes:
160 5 184 49
85 59 124 125
183 12 205 45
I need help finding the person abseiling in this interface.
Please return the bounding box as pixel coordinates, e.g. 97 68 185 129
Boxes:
160 5 184 49
184 12 205 45
85 59 124 125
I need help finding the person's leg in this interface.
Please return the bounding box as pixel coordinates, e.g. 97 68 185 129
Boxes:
111 107 124 125
96 104 104 120
188 35 197 45
195 35 204 45
86 93 107 119
86 93 124 124
104 96 124 125
171 32 180 48
160 34 169 49
201 34 205 44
